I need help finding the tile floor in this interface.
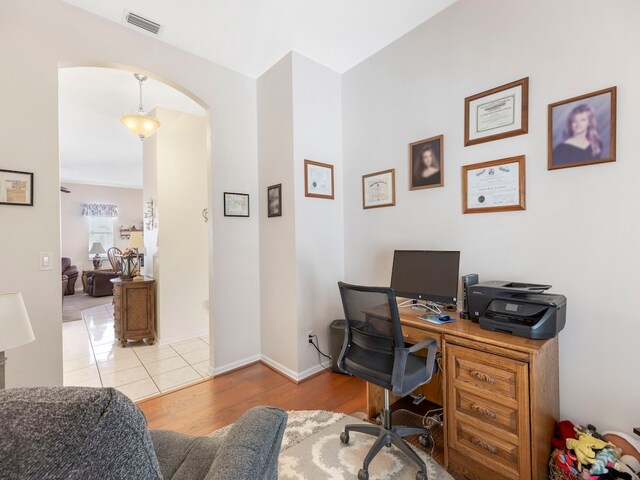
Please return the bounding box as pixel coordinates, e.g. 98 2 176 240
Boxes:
62 303 211 402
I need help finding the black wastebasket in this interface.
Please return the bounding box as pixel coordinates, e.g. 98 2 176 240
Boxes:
329 319 348 374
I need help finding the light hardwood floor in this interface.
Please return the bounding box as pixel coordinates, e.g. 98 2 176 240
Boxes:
137 363 367 436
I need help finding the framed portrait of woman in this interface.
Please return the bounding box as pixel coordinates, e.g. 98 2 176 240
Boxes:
409 135 444 190
548 87 616 170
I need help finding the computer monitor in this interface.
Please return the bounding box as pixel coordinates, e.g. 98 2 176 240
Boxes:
390 250 460 304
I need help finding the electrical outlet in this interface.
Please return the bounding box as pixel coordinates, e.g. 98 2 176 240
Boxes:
306 330 314 344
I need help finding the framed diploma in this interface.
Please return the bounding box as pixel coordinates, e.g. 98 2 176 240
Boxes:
464 78 529 146
362 169 395 209
461 156 526 214
304 159 334 199
0 169 33 206
223 192 250 217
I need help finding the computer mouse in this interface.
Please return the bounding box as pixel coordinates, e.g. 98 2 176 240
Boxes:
438 314 451 321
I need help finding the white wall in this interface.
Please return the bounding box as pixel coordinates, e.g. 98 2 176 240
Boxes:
61 182 142 277
291 53 344 375
0 0 260 386
257 53 344 380
258 53 298 376
342 0 640 431
143 108 209 344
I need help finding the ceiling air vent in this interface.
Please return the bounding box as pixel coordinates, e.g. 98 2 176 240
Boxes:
125 12 161 35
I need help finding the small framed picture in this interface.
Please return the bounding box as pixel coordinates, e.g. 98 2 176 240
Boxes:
548 87 616 170
362 169 395 209
461 155 526 214
0 169 33 206
465 77 529 146
223 192 249 217
304 159 334 199
409 135 444 190
267 184 282 217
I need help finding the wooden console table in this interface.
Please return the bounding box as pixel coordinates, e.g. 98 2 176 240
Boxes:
110 278 155 347
366 306 559 480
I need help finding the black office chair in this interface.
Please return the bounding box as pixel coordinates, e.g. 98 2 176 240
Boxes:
337 282 438 480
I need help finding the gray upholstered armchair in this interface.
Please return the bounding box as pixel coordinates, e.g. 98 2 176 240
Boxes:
0 387 287 480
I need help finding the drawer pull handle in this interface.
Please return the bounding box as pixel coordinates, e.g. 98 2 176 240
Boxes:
470 370 496 384
471 436 497 454
471 404 497 419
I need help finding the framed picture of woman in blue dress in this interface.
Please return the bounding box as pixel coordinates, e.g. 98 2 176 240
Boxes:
548 87 616 170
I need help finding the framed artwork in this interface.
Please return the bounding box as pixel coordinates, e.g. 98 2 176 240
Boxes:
0 169 33 206
304 159 334 199
465 77 529 146
223 192 249 217
362 169 395 209
548 86 616 170
267 184 282 217
461 155 526 214
409 135 444 190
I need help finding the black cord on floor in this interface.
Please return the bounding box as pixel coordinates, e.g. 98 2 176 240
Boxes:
310 335 333 373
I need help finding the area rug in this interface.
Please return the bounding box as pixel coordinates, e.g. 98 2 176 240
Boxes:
62 294 112 323
211 410 453 479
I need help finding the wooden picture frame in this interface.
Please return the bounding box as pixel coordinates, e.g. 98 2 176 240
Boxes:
362 169 395 209
548 86 616 170
461 155 526 214
304 159 334 199
0 169 33 206
267 184 282 217
223 192 249 217
409 135 444 190
465 77 529 146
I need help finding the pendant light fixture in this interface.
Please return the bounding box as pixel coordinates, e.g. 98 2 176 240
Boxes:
120 73 161 140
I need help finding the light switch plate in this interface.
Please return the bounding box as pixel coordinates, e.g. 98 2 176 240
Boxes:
40 252 53 271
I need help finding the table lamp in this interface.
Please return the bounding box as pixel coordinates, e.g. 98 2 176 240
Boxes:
0 292 35 389
128 231 145 281
88 242 106 269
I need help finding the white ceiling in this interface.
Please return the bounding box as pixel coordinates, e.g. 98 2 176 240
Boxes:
59 67 205 188
62 0 457 78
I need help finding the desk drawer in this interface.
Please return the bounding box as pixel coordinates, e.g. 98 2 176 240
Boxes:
447 344 526 403
451 417 521 479
454 387 519 437
402 326 441 349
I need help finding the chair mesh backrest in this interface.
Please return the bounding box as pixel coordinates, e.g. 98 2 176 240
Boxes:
338 282 405 355
107 247 123 274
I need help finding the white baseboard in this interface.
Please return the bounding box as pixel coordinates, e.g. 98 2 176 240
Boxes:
260 355 332 382
157 329 209 347
212 354 261 376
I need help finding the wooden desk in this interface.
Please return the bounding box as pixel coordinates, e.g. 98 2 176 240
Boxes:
366 306 559 480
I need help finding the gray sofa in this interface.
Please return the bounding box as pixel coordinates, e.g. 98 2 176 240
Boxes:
0 387 287 480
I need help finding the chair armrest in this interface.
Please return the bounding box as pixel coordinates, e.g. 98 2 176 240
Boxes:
206 406 287 480
407 338 437 353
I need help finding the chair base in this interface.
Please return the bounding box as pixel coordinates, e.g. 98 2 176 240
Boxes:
340 421 429 480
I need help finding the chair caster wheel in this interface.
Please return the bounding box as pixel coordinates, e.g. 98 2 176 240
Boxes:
340 432 349 444
419 434 432 448
416 471 427 480
358 469 369 480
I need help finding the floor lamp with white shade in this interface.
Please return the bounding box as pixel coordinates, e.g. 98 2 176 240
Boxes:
0 293 35 389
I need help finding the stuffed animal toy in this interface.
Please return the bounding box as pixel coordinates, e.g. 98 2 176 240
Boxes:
566 433 611 466
553 420 578 450
590 448 620 475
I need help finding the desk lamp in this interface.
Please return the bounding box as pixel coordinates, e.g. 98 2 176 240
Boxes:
88 242 106 269
128 231 145 282
0 292 35 389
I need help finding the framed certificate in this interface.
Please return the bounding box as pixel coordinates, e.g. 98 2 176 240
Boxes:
362 169 395 209
461 156 526 214
0 169 33 206
304 159 334 199
465 78 529 146
223 192 249 217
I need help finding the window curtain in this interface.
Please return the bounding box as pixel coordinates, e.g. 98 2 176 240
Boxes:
82 203 118 218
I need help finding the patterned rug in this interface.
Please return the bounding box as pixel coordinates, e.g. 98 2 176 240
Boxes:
211 410 453 479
